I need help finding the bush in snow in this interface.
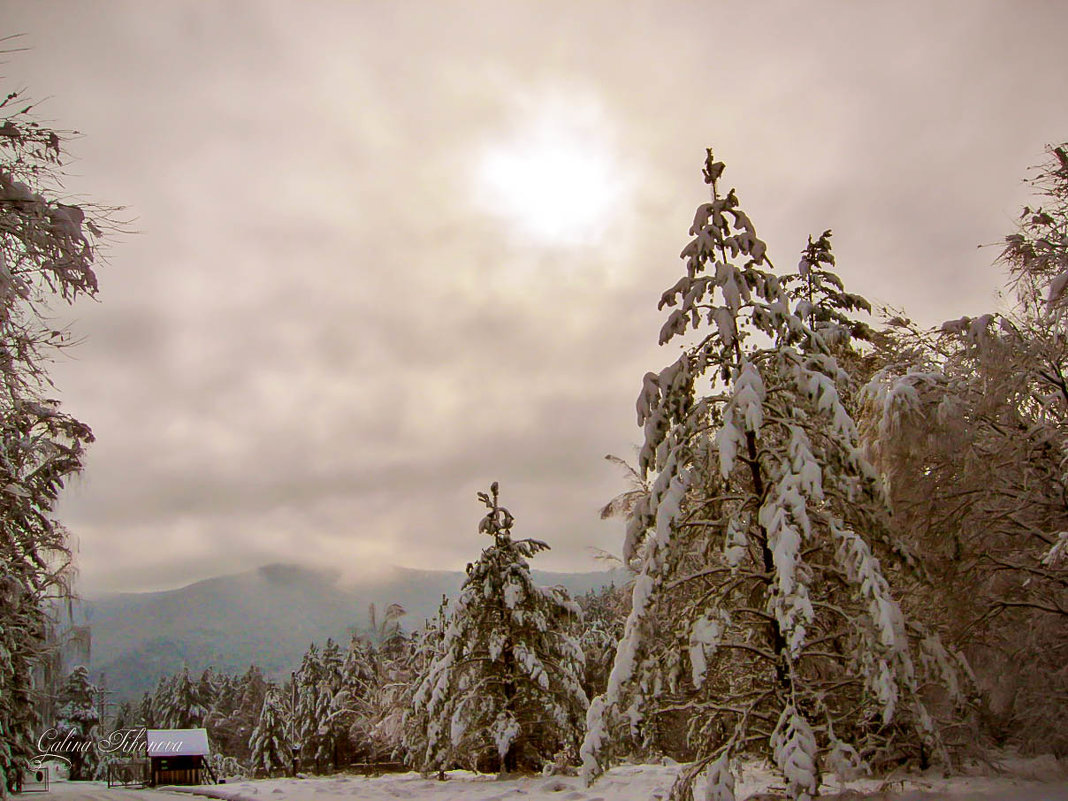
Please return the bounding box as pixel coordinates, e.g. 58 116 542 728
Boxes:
407 483 588 774
581 151 947 801
208 753 247 781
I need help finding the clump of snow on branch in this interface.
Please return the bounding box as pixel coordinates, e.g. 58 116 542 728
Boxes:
771 706 819 801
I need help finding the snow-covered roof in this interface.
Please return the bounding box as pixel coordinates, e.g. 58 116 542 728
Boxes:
145 728 210 757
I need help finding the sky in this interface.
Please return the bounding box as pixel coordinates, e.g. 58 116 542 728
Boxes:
3 1 1067 595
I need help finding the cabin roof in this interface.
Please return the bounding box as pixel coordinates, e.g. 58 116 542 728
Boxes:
145 728 210 757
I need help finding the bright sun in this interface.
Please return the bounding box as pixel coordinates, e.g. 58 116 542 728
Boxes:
475 115 624 247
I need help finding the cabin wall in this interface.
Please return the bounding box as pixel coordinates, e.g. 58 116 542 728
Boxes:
150 755 205 786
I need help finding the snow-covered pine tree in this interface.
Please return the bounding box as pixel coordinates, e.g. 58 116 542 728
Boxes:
54 666 100 781
575 584 628 708
321 638 343 685
400 596 449 771
135 691 156 728
333 632 379 762
581 151 939 801
157 666 209 730
197 668 219 716
212 671 238 717
150 674 170 721
0 88 109 796
294 643 325 771
108 700 134 734
342 631 379 694
0 561 43 793
204 671 238 748
409 483 587 775
313 638 344 771
249 686 290 778
221 665 268 763
330 607 412 764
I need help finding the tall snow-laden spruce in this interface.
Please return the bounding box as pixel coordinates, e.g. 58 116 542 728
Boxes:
581 151 939 801
0 89 108 796
408 483 588 774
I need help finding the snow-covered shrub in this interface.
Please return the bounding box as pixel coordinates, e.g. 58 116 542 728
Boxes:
208 753 247 781
861 142 1068 756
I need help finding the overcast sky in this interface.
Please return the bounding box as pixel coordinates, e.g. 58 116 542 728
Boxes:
4 1 1067 594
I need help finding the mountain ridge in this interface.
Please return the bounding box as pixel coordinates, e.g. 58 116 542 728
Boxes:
83 561 627 701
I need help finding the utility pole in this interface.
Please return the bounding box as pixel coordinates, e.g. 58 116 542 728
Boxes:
97 672 114 730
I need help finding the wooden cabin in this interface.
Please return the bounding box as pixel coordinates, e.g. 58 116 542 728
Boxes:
146 728 212 786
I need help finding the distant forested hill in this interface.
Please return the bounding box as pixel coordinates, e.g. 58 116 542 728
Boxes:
83 563 626 701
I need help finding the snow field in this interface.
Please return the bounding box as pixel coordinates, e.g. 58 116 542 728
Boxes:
161 759 1068 801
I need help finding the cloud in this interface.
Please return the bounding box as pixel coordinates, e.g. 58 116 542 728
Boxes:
4 0 1067 593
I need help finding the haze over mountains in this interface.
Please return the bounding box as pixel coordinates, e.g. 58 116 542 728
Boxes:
83 563 626 701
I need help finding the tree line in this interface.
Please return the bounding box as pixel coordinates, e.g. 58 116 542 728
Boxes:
52 523 626 782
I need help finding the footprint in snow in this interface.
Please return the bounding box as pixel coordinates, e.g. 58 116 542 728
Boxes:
540 778 572 792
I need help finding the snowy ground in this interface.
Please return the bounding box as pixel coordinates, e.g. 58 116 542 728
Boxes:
35 779 194 801
36 757 1068 801
149 757 1068 801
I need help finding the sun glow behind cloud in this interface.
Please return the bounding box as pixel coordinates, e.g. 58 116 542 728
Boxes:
475 103 628 248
